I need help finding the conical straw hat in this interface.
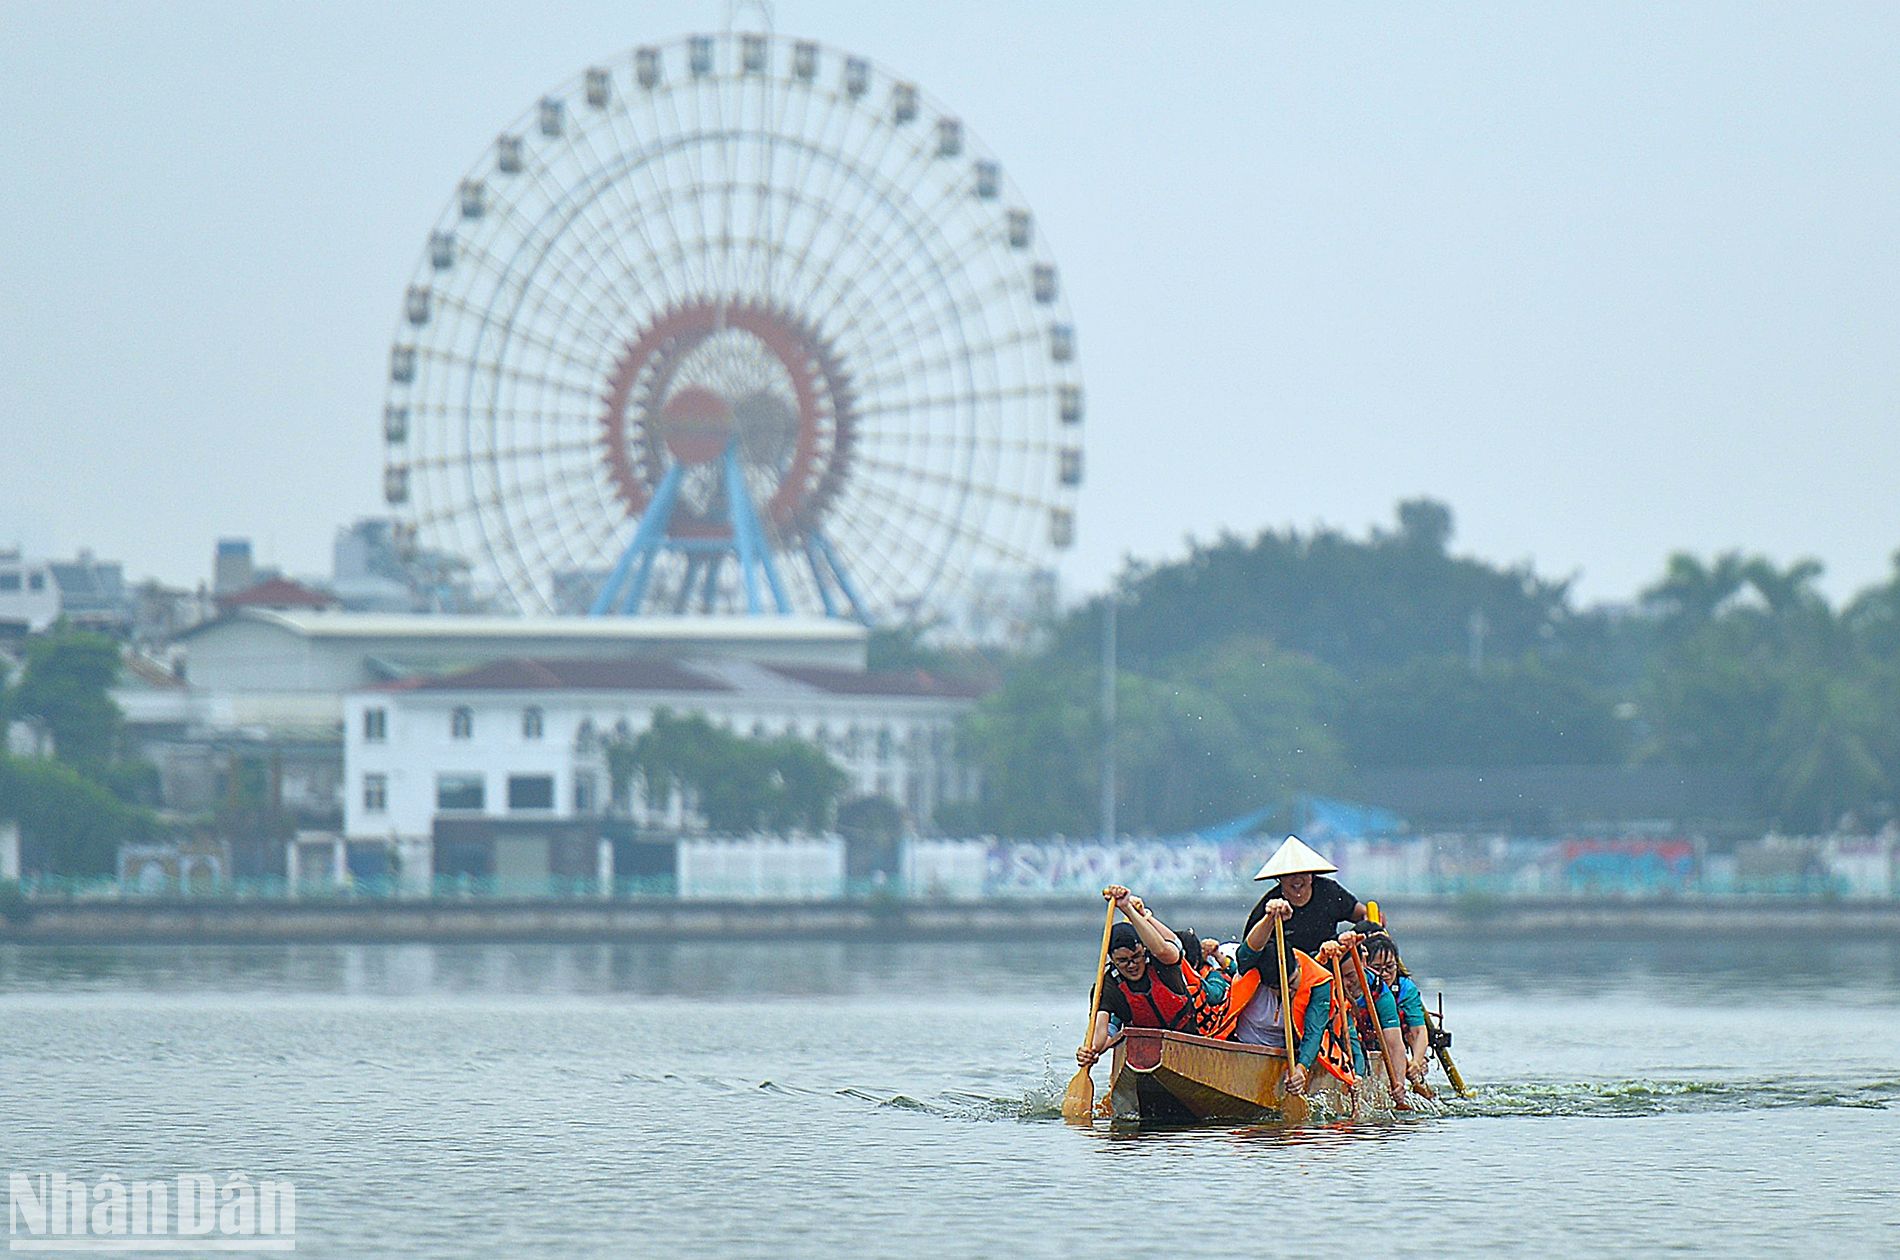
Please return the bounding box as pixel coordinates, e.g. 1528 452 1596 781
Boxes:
1252 835 1337 881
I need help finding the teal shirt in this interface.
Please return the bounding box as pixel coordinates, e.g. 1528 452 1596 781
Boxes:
1391 974 1426 1029
1360 977 1401 1031
1347 980 1398 1075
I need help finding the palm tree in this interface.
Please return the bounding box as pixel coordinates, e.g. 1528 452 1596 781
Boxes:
1642 552 1749 628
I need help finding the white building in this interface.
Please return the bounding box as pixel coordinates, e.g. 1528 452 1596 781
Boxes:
344 655 979 840
0 550 64 634
342 653 983 887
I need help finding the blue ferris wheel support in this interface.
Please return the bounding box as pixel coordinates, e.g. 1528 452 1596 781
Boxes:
589 444 870 623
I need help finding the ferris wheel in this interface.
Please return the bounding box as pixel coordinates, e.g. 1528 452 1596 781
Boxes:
380 29 1084 621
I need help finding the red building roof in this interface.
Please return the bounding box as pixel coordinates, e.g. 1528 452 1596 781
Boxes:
382 655 988 699
217 577 339 611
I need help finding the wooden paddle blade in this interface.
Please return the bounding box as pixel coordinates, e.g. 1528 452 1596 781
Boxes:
1061 1065 1097 1123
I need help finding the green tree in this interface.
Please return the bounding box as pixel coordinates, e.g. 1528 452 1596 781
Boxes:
0 753 151 877
1642 552 1751 634
1052 501 1579 680
1638 553 1884 829
1341 654 1626 770
6 629 125 771
606 710 845 835
1764 673 1887 831
951 641 1345 836
951 663 1101 836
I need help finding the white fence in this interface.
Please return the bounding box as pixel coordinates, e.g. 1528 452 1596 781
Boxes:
676 837 845 900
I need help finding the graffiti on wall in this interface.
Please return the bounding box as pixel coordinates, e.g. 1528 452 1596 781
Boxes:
985 840 1272 897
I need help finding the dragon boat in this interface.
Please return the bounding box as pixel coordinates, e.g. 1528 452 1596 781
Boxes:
1104 1027 1359 1123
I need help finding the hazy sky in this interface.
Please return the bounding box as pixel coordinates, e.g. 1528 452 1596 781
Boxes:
4 2 1897 608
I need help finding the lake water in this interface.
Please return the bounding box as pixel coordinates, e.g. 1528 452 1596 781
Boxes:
3 931 1897 1257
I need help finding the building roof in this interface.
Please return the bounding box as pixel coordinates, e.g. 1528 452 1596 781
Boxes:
395 656 731 693
217 577 339 612
381 655 985 702
180 608 865 644
765 664 989 699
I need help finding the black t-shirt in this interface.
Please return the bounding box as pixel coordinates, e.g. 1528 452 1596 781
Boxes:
1242 875 1359 960
1092 956 1190 1024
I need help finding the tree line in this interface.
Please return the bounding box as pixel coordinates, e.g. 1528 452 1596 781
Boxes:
939 499 1900 837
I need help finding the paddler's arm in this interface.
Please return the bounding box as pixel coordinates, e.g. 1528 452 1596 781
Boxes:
1242 898 1292 952
1295 980 1331 1069
1105 886 1182 966
1392 978 1431 1078
1076 1009 1115 1068
1371 987 1410 1096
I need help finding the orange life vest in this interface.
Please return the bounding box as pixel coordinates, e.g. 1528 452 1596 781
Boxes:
1215 948 1355 1084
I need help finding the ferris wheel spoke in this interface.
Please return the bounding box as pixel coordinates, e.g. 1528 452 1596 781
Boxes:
402 439 604 473
851 454 1052 519
486 475 617 562
428 287 619 380
828 228 1026 371
813 171 995 341
752 63 825 303
845 474 1041 573
853 327 1044 394
598 106 701 314
411 346 602 404
851 383 1051 419
505 167 647 335
567 109 692 315
772 99 933 318
468 172 648 346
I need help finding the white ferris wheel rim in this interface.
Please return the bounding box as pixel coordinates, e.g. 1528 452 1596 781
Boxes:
381 30 1083 619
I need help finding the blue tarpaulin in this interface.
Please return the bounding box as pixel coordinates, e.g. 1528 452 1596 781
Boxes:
1298 794 1409 840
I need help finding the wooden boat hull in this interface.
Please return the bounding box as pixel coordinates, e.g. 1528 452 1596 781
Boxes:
1106 1028 1345 1123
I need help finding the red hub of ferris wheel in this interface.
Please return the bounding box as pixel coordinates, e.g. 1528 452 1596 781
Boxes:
598 299 858 539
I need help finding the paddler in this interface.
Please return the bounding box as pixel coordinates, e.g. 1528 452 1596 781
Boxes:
1225 930 1346 1094
1319 931 1411 1101
1241 835 1369 960
1074 885 1206 1070
1364 931 1433 1088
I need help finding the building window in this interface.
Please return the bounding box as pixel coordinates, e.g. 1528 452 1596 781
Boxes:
451 707 473 739
876 728 894 762
27 572 44 591
363 707 387 743
573 772 597 814
522 706 544 740
436 773 485 812
363 773 387 813
507 774 555 811
0 572 18 592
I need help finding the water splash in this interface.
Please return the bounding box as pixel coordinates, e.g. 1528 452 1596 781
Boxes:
1459 1075 1900 1118
623 1064 1899 1124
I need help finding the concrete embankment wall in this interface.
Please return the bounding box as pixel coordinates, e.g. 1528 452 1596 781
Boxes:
2 896 1896 944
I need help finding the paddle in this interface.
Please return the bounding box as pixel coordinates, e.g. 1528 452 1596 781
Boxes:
1385 931 1472 1099
1273 916 1309 1121
1061 899 1117 1123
